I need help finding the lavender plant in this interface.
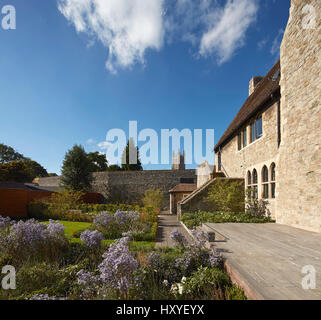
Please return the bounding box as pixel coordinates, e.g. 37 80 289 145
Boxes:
170 229 187 247
98 237 139 298
80 230 104 250
0 217 68 263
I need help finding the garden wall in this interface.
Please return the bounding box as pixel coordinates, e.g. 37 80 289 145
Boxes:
37 170 196 210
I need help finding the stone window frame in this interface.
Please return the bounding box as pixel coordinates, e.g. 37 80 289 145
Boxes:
270 163 276 199
250 115 263 143
262 165 269 199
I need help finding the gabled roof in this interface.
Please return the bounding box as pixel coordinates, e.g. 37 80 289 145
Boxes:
214 60 281 152
0 182 59 192
169 184 197 193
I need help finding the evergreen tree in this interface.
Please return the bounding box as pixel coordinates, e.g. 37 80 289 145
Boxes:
60 145 93 191
121 138 143 171
87 152 109 172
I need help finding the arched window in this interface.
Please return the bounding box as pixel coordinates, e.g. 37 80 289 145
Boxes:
252 169 258 199
247 171 252 185
262 166 269 199
270 163 276 199
247 171 252 199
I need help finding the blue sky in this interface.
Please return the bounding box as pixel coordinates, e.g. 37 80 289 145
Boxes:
0 0 290 174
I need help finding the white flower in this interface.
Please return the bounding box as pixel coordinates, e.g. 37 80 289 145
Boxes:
170 283 184 295
181 277 187 284
163 280 169 286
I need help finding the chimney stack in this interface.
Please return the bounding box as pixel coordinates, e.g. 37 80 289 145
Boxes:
249 76 263 96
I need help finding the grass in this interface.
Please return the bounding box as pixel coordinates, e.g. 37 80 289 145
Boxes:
69 237 155 251
42 221 156 250
43 220 92 238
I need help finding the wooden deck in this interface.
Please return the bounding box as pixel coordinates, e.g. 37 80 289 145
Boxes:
206 223 321 300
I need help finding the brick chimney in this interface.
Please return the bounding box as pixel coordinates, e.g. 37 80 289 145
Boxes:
249 76 263 96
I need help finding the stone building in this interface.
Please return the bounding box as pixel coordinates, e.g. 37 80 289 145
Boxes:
169 184 197 214
214 61 281 218
211 0 320 232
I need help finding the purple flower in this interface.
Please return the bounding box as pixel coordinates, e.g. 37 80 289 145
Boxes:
80 230 104 250
93 212 114 228
77 269 101 298
0 218 68 258
98 237 139 294
170 229 186 247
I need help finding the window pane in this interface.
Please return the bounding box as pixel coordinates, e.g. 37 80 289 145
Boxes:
253 186 258 199
271 183 276 198
238 133 242 150
243 128 247 147
256 116 262 138
247 171 251 185
263 184 269 199
251 122 256 142
262 166 269 183
253 169 258 184
271 164 276 181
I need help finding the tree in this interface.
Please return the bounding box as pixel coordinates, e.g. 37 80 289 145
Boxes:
23 159 48 179
0 143 24 164
121 138 143 171
106 165 122 171
206 180 245 213
0 161 32 182
48 173 58 177
87 152 108 172
60 145 93 191
142 189 164 210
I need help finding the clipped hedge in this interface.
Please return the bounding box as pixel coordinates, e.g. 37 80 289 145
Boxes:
181 211 274 228
78 203 141 214
27 202 141 222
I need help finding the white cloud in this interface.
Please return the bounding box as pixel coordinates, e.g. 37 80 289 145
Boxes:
86 138 95 145
98 141 112 150
270 29 284 59
199 0 258 64
58 0 165 74
58 0 259 72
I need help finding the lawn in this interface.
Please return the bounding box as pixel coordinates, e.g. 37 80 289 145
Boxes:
43 220 92 238
42 220 156 250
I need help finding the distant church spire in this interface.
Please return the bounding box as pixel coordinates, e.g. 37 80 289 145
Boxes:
172 150 185 170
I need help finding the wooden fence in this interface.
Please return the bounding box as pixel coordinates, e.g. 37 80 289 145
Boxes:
0 188 102 217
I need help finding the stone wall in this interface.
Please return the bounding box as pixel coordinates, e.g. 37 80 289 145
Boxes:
278 0 321 232
38 170 196 210
215 101 280 218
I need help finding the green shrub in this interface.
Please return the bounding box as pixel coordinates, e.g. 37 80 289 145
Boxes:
182 266 246 300
181 211 274 228
206 180 245 213
133 222 158 242
79 203 141 214
142 189 164 211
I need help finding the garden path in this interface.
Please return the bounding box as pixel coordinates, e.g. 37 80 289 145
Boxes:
155 214 192 248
